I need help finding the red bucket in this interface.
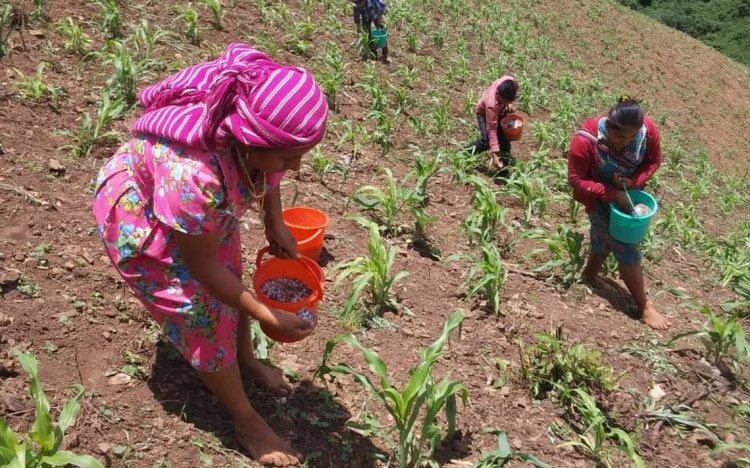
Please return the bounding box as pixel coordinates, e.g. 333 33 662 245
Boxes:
252 247 324 343
282 206 329 262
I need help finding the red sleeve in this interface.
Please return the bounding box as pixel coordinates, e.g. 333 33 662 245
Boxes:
568 133 619 202
630 118 662 189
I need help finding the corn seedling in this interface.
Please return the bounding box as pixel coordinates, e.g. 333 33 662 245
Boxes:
199 0 223 30
643 398 714 435
560 388 644 468
13 62 64 108
620 340 679 375
711 443 750 466
318 310 467 468
459 243 508 315
307 147 342 181
410 148 444 204
396 65 417 88
503 167 548 225
473 429 550 468
131 20 168 61
409 115 428 137
55 17 92 55
0 351 104 467
91 0 121 39
462 177 508 246
447 148 481 185
94 40 155 106
432 26 447 49
528 225 587 287
431 99 450 135
520 328 617 402
0 4 15 59
30 0 45 21
406 30 417 52
669 307 750 374
286 17 314 56
172 5 199 44
318 42 344 109
352 168 423 236
57 93 125 157
334 218 410 327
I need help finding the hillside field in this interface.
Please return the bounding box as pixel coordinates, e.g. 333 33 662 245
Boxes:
1 0 750 466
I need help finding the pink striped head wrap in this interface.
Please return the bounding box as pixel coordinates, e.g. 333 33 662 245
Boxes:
131 43 328 151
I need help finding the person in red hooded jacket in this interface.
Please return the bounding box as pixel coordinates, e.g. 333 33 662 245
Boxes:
567 97 670 330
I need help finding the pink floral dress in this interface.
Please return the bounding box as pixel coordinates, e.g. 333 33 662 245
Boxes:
93 134 284 372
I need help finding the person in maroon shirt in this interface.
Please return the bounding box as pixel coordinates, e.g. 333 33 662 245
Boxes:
567 98 670 330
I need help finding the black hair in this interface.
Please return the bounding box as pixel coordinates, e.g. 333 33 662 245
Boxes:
497 80 518 102
607 96 644 130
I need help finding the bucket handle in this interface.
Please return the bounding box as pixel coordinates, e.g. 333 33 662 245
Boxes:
256 246 324 302
297 228 323 245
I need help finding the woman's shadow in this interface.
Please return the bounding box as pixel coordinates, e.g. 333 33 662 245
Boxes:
588 277 641 320
147 340 383 467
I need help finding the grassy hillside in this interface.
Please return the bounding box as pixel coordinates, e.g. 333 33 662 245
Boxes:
0 0 749 466
617 0 750 66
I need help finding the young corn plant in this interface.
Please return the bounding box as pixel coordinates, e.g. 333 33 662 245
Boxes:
334 218 410 328
13 62 64 108
318 310 467 468
527 225 587 287
447 148 481 185
95 40 155 106
131 19 168 61
0 4 13 59
461 243 509 315
55 17 92 55
520 328 618 403
473 429 550 468
57 93 125 157
285 17 314 57
90 0 121 39
410 148 444 204
669 307 750 375
560 388 645 468
462 177 508 246
318 42 345 109
30 0 45 21
643 398 714 436
307 147 342 182
351 168 424 236
172 5 200 44
431 99 450 135
200 0 223 30
368 108 394 155
503 168 548 225
0 351 104 467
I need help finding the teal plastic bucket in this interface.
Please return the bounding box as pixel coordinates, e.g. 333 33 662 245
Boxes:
371 28 387 49
608 190 658 244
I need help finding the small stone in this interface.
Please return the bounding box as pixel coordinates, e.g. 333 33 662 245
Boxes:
97 443 112 454
0 269 21 287
63 262 75 271
32 229 42 237
0 252 5 260
102 331 112 341
14 254 25 262
81 249 94 265
648 384 666 401
499 386 511 397
48 159 65 175
108 373 132 386
28 29 45 38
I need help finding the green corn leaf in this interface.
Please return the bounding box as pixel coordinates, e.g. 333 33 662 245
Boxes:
57 384 84 435
14 351 55 452
39 450 104 467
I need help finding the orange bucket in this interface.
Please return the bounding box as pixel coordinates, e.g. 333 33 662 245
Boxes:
282 206 329 262
253 247 324 343
500 113 526 141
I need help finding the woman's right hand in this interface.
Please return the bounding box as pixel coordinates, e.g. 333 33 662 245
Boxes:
259 306 316 341
614 190 633 213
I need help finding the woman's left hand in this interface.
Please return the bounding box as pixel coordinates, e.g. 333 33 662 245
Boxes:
265 221 299 259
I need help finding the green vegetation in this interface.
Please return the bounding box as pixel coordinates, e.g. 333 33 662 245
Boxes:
318 311 467 468
618 0 750 65
1 351 103 467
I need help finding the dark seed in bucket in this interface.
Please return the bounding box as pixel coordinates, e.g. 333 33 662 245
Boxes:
261 277 312 303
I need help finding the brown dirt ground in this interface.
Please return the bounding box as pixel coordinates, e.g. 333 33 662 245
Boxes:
1 0 749 467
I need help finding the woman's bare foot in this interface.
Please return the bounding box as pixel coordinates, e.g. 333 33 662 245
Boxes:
641 300 670 330
235 413 300 466
239 355 292 396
